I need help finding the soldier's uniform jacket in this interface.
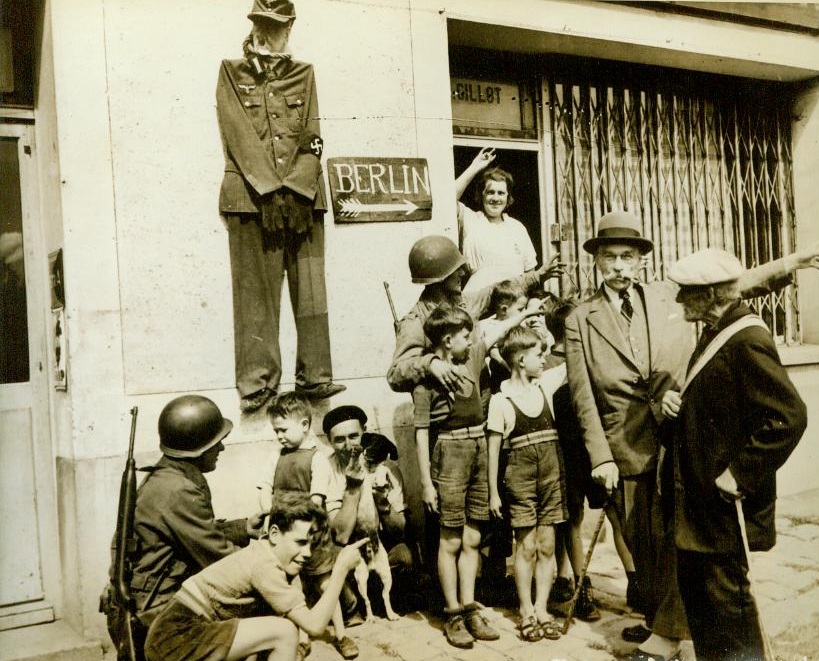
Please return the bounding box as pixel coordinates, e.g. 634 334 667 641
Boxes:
665 303 806 553
129 457 250 614
216 56 327 214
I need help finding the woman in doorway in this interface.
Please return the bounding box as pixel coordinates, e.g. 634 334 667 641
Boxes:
455 147 538 292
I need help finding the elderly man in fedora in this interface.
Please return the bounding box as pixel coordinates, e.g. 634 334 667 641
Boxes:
659 249 806 661
565 211 818 661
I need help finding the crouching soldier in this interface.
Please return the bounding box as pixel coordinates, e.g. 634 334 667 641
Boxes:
104 395 265 658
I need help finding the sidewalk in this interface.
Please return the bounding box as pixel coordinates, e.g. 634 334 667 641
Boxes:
306 488 819 661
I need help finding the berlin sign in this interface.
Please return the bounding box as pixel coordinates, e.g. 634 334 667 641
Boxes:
327 157 432 223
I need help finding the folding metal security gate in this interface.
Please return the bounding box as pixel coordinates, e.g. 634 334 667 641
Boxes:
546 70 799 344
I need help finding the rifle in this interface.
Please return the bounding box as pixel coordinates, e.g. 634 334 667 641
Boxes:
383 281 399 335
101 407 143 661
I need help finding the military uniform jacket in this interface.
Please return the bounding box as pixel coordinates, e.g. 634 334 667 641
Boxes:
216 57 327 214
667 303 806 553
129 457 250 613
565 261 795 478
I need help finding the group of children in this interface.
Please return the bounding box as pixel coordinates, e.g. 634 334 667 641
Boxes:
411 279 610 649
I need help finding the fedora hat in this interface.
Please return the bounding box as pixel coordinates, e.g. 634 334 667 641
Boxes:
583 211 654 255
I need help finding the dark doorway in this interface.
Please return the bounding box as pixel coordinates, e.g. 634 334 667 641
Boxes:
453 145 543 267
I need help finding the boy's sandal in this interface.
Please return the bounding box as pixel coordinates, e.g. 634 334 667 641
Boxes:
538 617 561 640
518 615 543 642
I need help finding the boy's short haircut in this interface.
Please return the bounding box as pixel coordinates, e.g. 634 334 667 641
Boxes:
423 302 474 348
488 280 526 316
267 391 313 424
499 325 543 367
544 297 580 343
268 492 327 533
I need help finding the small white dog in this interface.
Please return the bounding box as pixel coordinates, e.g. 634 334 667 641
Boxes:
350 433 400 622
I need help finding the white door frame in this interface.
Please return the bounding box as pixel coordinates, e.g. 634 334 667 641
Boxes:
0 122 61 629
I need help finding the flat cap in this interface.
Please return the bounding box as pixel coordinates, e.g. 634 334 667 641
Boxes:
668 248 744 286
322 405 368 436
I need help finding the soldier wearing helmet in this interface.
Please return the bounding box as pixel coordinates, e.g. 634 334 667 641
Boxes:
127 395 265 623
387 234 561 395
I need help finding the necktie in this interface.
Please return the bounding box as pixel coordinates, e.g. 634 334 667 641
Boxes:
620 290 634 323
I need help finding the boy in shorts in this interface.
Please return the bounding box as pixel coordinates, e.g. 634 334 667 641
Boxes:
144 493 366 661
487 325 567 642
259 392 357 659
413 302 540 649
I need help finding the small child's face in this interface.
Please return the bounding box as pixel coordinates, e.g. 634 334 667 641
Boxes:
498 296 528 320
270 415 310 449
449 328 473 364
520 343 546 378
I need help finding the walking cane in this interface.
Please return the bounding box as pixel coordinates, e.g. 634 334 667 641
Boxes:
561 497 612 635
735 499 775 661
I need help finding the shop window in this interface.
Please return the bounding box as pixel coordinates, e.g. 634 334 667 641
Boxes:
0 0 35 109
546 67 800 344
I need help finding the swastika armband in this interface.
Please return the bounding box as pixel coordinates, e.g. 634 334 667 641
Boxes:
299 132 324 158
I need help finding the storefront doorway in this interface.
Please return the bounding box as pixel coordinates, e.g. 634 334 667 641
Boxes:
0 123 59 630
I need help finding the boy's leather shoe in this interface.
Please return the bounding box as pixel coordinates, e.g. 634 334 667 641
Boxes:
443 613 474 649
462 603 500 641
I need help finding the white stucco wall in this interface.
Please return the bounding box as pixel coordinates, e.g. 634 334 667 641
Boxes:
38 0 819 642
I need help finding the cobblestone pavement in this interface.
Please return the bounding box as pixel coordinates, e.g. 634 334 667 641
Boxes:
304 489 819 661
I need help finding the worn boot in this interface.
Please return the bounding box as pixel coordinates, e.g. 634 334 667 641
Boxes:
547 576 573 617
462 602 500 641
575 576 601 621
443 607 475 649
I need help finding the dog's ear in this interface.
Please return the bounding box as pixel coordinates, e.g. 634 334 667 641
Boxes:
361 432 398 462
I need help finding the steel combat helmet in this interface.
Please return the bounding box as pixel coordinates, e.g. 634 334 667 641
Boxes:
408 235 467 285
158 395 233 458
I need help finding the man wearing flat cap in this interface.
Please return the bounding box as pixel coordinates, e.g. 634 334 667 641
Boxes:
217 0 344 415
659 249 806 661
565 211 818 660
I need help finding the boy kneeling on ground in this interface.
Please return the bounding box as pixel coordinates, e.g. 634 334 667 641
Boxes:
144 493 366 661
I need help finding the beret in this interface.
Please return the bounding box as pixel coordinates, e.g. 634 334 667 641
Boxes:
322 405 368 435
668 248 744 286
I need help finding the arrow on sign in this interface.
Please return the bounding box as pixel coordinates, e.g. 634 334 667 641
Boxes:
339 198 419 218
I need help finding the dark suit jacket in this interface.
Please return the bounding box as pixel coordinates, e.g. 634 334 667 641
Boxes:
216 57 327 214
668 303 806 553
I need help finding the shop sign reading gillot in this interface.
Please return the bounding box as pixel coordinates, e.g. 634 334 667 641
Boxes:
328 157 432 222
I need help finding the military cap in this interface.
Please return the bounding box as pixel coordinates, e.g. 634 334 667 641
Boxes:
668 248 744 286
248 0 296 23
322 405 368 436
583 211 654 255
